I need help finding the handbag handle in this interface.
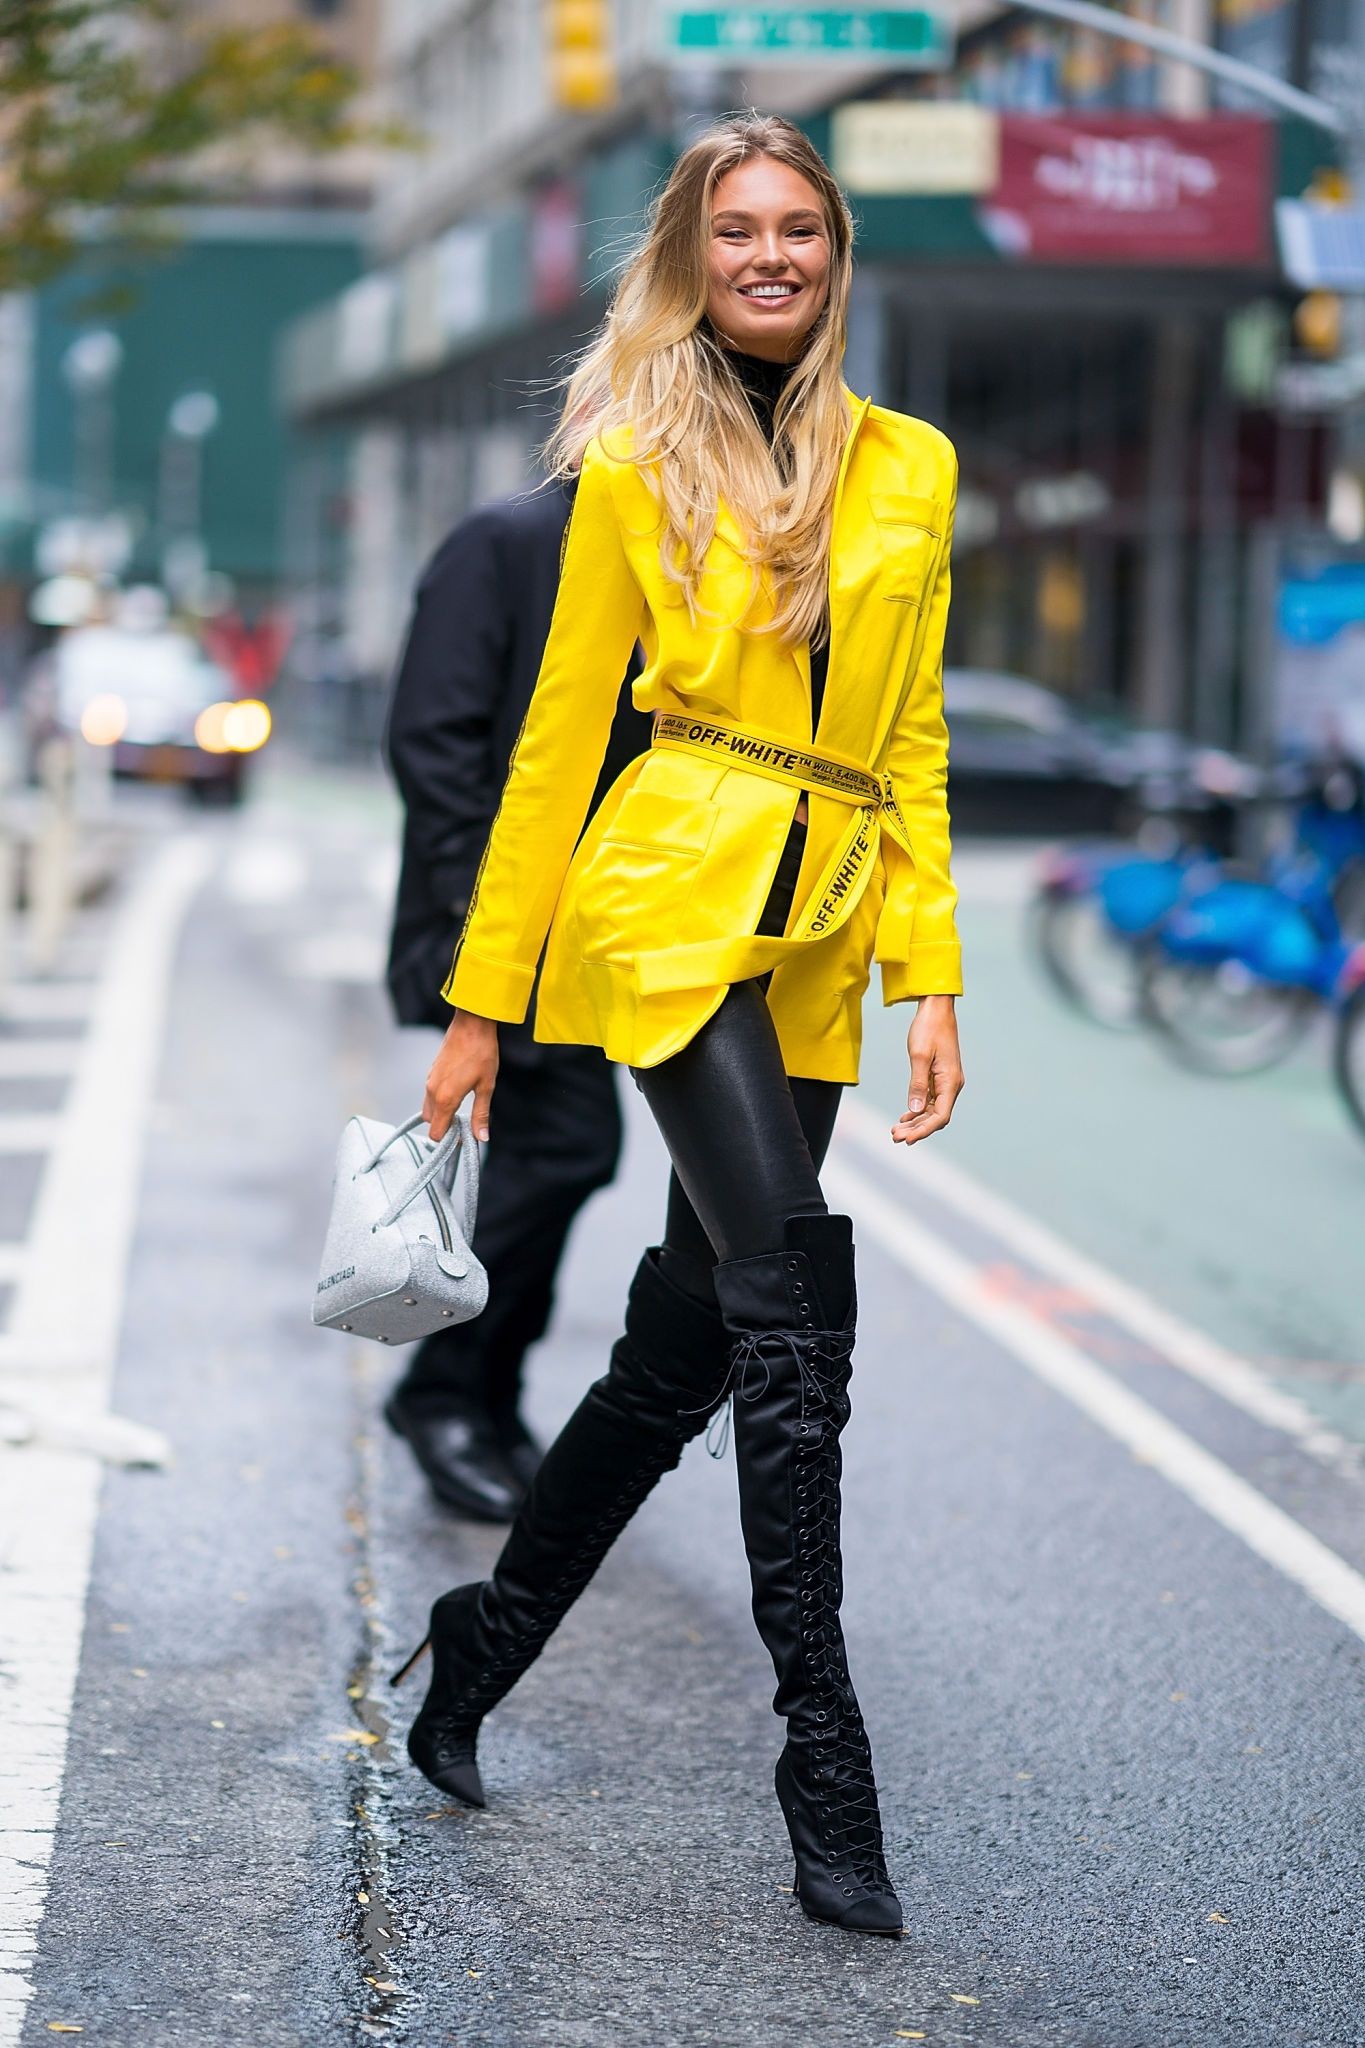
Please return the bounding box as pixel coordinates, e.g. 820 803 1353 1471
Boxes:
363 1111 481 1239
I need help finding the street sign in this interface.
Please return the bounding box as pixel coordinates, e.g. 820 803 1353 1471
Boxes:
1276 201 1365 293
666 8 952 66
832 102 999 194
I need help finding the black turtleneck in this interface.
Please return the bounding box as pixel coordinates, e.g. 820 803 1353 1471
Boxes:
726 349 829 733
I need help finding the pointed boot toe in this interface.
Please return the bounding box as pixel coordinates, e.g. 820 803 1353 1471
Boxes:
407 1716 486 1807
393 1583 493 1806
832 1889 903 1937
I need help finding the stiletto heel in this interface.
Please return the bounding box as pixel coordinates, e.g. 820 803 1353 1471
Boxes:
389 1637 431 1688
403 1586 489 1809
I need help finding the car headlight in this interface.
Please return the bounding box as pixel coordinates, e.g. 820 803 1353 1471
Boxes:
194 702 233 754
79 693 128 746
221 699 271 753
195 699 271 754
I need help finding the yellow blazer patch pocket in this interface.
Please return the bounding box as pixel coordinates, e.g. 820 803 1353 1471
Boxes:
870 492 944 605
575 788 719 965
604 788 718 855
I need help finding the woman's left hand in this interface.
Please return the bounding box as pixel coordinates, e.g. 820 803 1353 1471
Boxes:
892 995 964 1147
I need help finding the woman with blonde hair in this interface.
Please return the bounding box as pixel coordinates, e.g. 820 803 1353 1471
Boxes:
392 112 964 1936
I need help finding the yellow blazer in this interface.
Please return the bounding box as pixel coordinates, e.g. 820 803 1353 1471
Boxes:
445 393 961 1084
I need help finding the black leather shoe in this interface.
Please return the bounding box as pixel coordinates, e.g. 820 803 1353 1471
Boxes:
384 1392 522 1523
495 1412 544 1494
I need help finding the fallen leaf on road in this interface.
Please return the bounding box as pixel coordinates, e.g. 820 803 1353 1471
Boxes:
328 1730 379 1745
467 1969 481 1979
357 1891 370 1905
210 1721 225 1731
1169 1690 1187 1703
347 1684 363 1700
950 1994 980 2005
895 2033 927 2040
109 1623 129 1634
372 1982 398 1993
1208 1911 1229 1923
46 2027 84 2035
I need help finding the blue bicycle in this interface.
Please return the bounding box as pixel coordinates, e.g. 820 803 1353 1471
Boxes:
1137 764 1365 1076
1331 943 1365 1139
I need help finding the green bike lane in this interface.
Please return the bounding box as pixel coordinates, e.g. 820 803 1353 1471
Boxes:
856 844 1365 1448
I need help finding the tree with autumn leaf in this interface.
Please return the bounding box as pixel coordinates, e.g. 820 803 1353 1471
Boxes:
0 0 383 295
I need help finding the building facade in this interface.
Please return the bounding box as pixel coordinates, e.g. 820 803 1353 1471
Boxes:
280 0 1360 752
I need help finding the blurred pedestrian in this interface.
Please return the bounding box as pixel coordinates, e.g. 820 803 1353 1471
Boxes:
400 114 964 1935
384 485 646 1520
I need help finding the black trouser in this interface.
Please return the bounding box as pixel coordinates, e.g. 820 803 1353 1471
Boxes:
635 817 842 1290
397 1023 621 1421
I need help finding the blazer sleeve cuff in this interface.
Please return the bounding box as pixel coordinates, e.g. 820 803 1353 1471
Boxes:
442 947 536 1024
881 943 963 1006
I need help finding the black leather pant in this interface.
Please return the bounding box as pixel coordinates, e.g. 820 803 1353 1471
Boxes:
634 818 843 1290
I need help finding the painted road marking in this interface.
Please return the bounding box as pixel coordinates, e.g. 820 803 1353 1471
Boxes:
0 836 212 2048
0 984 93 1023
289 930 389 983
0 1044 77 1078
838 1095 1357 1472
220 837 308 906
366 842 400 903
825 1153 1365 1645
0 1116 62 1154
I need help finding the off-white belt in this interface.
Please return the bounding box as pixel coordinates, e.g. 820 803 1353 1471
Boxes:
633 714 913 995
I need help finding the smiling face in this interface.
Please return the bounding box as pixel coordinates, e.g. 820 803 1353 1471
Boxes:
704 155 833 364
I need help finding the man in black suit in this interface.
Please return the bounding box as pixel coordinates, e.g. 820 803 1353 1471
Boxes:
384 478 646 1520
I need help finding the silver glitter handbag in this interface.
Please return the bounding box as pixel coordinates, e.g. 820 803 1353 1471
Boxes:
312 1111 488 1344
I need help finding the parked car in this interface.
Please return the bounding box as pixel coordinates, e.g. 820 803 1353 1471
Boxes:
943 669 1254 838
29 620 269 803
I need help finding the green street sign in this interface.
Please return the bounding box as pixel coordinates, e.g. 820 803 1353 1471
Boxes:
667 8 952 65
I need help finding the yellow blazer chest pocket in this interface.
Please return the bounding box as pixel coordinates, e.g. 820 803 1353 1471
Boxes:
870 492 944 605
575 788 718 964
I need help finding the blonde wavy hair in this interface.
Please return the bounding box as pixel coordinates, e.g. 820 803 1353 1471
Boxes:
545 113 855 648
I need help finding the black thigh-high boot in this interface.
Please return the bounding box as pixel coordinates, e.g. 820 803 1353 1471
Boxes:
392 1248 730 1806
713 1214 902 1936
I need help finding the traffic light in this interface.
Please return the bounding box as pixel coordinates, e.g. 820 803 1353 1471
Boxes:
546 0 616 112
1293 290 1342 359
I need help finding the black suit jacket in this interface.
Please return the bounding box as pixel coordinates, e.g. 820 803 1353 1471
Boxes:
385 480 647 1028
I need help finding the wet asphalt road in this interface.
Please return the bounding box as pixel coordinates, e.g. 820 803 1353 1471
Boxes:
10 771 1365 2048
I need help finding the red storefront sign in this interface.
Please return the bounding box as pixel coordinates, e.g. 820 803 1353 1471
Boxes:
981 116 1271 265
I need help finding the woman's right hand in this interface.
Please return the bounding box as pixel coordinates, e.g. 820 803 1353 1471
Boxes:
423 1011 499 1142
